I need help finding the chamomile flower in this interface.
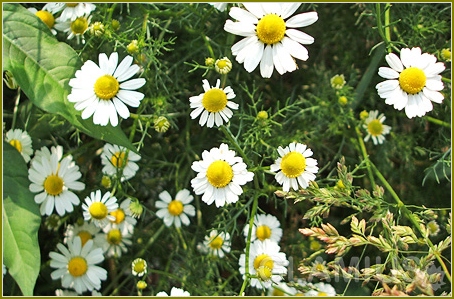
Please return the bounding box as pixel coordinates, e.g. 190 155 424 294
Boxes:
54 15 91 44
103 198 137 234
28 150 85 216
191 143 254 207
155 189 196 228
27 7 57 35
156 287 191 296
362 110 392 145
239 239 289 289
243 214 283 244
305 282 337 296
67 52 146 126
82 190 119 228
49 237 107 294
189 79 238 128
64 221 101 246
31 145 64 165
131 258 148 277
94 226 132 258
376 47 446 118
43 3 96 22
101 143 141 181
427 220 440 237
203 230 231 258
215 57 233 74
330 74 346 89
5 128 33 163
224 3 318 78
270 142 318 192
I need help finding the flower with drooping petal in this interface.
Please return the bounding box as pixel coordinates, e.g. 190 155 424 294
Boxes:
101 143 141 181
376 47 445 118
155 189 196 228
64 221 101 246
362 110 392 145
202 230 231 258
224 3 318 78
4 128 33 163
93 225 132 258
191 143 254 207
243 213 283 244
27 6 57 35
68 52 146 126
44 3 96 21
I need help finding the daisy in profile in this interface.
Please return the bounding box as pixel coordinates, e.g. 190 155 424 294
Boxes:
363 110 392 145
191 143 254 207
270 142 318 192
103 198 137 234
4 128 33 163
43 3 96 21
49 237 107 294
243 214 283 244
28 150 85 216
376 47 445 118
156 287 191 296
305 282 336 296
27 6 57 35
189 79 238 128
239 239 289 289
155 189 196 228
224 3 318 78
82 190 119 228
64 221 101 246
68 52 146 126
101 143 141 181
202 230 231 258
94 226 133 258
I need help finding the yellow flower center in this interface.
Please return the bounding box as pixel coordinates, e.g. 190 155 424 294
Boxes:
216 60 228 69
133 259 147 274
256 225 271 241
206 160 233 188
89 202 108 220
167 200 184 216
317 292 328 296
94 75 120 100
202 88 228 113
315 263 326 271
367 119 384 136
280 151 306 178
256 14 286 45
66 3 79 7
68 256 88 277
9 139 22 153
253 253 274 281
110 151 127 168
77 231 93 246
399 67 426 94
70 17 89 35
107 228 122 245
35 10 55 29
332 76 345 86
272 288 285 296
209 236 224 250
110 208 125 224
44 174 64 196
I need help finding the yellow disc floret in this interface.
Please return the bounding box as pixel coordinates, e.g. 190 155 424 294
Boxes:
206 160 234 188
256 14 286 45
167 200 184 216
94 75 120 100
280 151 306 178
44 174 64 196
399 67 426 94
68 256 88 277
202 89 228 113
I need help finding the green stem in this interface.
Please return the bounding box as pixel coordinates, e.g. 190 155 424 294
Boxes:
424 116 451 128
370 161 452 283
176 227 188 251
355 126 376 188
219 125 254 167
137 223 166 257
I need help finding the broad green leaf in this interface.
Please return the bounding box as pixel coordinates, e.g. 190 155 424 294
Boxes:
2 3 136 153
3 142 41 296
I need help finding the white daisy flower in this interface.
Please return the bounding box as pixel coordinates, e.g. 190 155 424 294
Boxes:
43 3 96 21
270 142 318 192
100 143 141 182
28 150 85 216
267 281 297 296
209 3 228 12
156 287 191 296
376 47 446 118
31 145 64 165
103 198 137 234
64 221 101 246
5 128 33 163
239 239 289 289
243 213 283 244
224 3 318 78
82 190 119 228
203 230 231 258
191 143 254 207
305 282 336 296
27 7 57 35
54 15 91 44
131 258 147 277
68 52 146 126
189 79 238 128
363 110 392 145
93 225 132 258
155 189 196 228
49 237 107 295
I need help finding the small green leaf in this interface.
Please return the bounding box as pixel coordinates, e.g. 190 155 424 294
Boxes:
3 142 42 296
2 3 136 152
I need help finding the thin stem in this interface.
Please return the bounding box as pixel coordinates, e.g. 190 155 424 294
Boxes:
424 116 451 128
176 227 188 251
219 125 254 167
355 126 376 188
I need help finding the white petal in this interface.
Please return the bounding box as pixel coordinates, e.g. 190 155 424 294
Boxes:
285 29 314 45
385 53 403 72
119 78 146 90
281 37 308 61
260 45 274 78
286 11 318 28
